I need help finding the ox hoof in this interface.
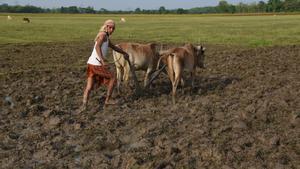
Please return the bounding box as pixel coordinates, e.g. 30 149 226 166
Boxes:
172 97 176 105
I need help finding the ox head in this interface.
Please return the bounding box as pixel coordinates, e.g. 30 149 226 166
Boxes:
195 45 205 68
184 43 206 68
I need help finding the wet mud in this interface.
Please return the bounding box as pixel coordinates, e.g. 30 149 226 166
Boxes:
0 42 299 168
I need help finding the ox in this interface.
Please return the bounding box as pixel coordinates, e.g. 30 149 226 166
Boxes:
120 17 126 23
157 43 205 103
113 43 159 93
23 17 30 23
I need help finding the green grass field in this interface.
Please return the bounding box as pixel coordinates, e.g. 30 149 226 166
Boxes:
0 13 299 46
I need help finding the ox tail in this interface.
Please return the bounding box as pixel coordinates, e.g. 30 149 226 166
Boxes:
169 53 176 77
156 53 171 70
112 44 124 65
112 50 119 65
156 55 166 70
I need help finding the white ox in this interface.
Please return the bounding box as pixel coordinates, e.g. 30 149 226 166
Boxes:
113 43 159 93
120 17 126 23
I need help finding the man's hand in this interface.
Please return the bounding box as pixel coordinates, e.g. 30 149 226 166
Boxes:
101 59 108 66
97 57 106 66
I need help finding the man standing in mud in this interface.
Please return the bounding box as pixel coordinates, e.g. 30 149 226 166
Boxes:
81 19 129 111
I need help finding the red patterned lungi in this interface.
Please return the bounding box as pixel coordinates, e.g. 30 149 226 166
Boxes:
86 64 115 88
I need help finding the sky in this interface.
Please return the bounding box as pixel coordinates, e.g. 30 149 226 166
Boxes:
0 0 267 10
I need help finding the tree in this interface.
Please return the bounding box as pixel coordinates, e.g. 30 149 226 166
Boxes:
218 0 230 13
283 0 300 12
228 4 236 13
267 0 283 12
158 6 166 14
83 6 96 13
248 2 258 12
258 1 267 12
188 7 218 14
98 8 108 14
68 6 79 13
135 7 141 13
176 8 187 14
236 2 249 13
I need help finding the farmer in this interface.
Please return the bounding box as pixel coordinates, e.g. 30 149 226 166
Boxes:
81 19 129 110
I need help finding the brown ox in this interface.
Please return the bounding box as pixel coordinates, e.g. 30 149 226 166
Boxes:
157 43 205 103
113 43 159 93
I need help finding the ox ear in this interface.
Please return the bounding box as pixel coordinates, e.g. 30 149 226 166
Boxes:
197 45 205 51
196 45 201 51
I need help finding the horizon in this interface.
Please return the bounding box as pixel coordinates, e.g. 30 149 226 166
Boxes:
0 0 268 10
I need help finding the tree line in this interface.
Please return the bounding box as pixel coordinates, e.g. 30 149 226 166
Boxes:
1 0 299 14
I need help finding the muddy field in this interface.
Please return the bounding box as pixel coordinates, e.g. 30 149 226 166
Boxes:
0 42 299 169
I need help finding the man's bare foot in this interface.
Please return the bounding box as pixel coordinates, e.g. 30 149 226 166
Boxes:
78 104 87 113
104 99 118 106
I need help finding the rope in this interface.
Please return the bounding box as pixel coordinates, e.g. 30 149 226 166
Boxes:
96 53 124 65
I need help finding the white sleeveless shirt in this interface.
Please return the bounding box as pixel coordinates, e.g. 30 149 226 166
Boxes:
87 37 109 66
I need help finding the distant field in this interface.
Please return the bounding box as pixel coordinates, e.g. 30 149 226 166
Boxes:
0 13 300 46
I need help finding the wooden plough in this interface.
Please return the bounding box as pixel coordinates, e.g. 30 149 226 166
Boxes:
124 57 142 95
144 64 166 89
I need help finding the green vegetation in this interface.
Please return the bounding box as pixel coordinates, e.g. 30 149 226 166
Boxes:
0 13 300 47
1 0 300 14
